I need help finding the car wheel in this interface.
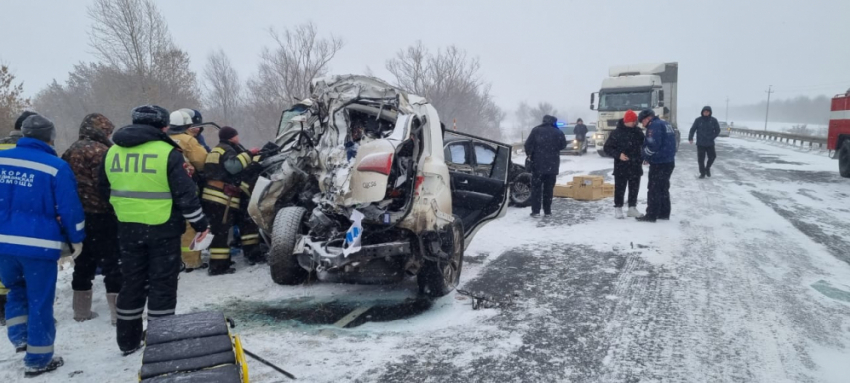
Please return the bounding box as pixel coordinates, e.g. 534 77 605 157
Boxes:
510 173 532 207
418 217 464 298
269 206 309 285
839 140 850 178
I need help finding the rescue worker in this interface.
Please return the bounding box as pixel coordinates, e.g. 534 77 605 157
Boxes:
202 126 264 275
180 108 211 152
98 105 209 355
61 113 122 324
0 114 85 377
637 109 678 222
0 111 39 325
688 106 721 178
603 110 645 219
524 115 567 217
168 110 209 272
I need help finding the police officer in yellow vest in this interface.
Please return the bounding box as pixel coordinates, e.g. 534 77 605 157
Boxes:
0 111 38 326
203 126 264 275
98 105 210 355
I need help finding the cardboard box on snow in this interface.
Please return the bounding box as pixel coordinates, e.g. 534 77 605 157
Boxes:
573 175 604 187
574 185 604 201
602 183 615 198
553 184 574 198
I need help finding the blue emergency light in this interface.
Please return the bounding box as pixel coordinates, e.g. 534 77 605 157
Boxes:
555 121 566 128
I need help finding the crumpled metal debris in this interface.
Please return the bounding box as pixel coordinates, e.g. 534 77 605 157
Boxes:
456 289 515 310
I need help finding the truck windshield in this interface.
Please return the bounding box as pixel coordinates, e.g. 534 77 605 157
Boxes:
599 92 652 112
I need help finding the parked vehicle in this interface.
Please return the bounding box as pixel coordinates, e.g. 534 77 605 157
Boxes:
247 75 511 297
559 123 593 155
444 134 532 207
828 91 850 178
590 62 681 157
718 121 731 137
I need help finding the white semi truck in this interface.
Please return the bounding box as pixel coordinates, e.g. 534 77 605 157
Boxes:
590 62 680 157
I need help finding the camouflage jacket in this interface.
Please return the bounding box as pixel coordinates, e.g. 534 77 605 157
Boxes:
61 124 114 214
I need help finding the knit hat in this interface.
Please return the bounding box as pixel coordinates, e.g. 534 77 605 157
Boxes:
219 126 238 141
14 111 38 131
131 105 170 129
79 113 115 141
624 110 637 123
21 115 56 143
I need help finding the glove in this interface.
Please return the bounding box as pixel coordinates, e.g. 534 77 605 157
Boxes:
71 243 84 259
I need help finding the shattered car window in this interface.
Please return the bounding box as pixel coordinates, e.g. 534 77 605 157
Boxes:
474 144 496 165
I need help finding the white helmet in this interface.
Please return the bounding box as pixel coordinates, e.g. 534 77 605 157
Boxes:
169 110 193 127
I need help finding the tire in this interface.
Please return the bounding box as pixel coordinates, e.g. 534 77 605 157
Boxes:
418 217 464 298
510 173 532 207
269 206 309 285
597 149 609 158
839 140 850 178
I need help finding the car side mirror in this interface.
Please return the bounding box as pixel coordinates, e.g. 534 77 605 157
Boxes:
658 90 665 107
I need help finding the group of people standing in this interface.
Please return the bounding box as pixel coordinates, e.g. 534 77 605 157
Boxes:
0 105 267 377
524 106 722 222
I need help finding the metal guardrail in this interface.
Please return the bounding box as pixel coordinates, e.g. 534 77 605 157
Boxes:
730 127 828 149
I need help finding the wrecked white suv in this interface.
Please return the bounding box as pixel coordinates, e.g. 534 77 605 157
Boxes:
247 75 510 297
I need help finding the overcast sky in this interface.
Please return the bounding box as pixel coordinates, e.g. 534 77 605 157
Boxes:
2 0 849 124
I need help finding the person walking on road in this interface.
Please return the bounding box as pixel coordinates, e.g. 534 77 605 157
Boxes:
99 105 210 355
603 110 645 219
61 113 123 325
524 115 567 217
688 106 721 178
168 109 210 273
637 109 677 223
202 126 265 274
574 118 589 156
0 114 85 377
0 110 39 325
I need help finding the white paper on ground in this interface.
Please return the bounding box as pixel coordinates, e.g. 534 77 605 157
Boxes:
190 233 214 251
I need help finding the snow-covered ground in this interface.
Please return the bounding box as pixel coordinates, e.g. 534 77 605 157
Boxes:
2 136 849 382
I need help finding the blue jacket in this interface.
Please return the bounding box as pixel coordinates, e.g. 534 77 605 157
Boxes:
0 138 86 260
642 117 677 164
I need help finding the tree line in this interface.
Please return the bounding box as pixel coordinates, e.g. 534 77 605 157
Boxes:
2 0 506 152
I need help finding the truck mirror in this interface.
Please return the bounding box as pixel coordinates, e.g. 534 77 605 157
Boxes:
658 90 665 107
590 93 596 110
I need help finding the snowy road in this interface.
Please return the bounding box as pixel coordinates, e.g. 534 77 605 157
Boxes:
3 136 850 383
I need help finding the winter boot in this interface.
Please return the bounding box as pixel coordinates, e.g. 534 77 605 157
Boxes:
73 290 98 322
698 173 706 179
614 207 624 219
627 207 644 218
636 215 657 223
706 168 711 177
208 267 236 276
24 357 64 378
106 293 119 326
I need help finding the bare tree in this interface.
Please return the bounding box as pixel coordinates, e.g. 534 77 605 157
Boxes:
0 65 31 137
245 22 344 135
386 42 505 138
203 49 242 125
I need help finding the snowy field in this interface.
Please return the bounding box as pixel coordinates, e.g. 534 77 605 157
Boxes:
732 120 829 137
2 136 850 382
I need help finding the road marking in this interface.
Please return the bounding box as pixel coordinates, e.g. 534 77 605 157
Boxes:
333 305 373 328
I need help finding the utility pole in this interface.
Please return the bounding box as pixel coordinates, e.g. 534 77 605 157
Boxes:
764 85 774 131
725 97 729 122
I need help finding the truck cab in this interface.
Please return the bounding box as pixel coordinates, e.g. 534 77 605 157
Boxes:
590 62 680 157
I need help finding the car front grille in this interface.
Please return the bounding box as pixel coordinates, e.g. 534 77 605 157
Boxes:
607 119 618 127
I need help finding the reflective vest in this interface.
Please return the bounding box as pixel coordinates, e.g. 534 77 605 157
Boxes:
0 143 15 150
105 141 173 225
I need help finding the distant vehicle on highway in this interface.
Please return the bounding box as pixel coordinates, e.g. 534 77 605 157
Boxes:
560 123 596 155
718 121 730 137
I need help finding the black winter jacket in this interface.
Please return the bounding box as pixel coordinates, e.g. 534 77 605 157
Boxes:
688 106 721 147
603 119 645 177
524 115 567 175
574 123 589 142
98 124 209 236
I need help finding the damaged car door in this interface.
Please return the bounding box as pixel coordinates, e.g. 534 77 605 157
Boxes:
446 132 511 244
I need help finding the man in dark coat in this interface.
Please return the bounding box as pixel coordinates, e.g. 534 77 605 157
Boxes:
603 110 645 219
524 115 567 217
637 109 678 222
688 106 721 178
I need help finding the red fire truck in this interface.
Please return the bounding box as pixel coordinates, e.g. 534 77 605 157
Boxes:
829 91 850 178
